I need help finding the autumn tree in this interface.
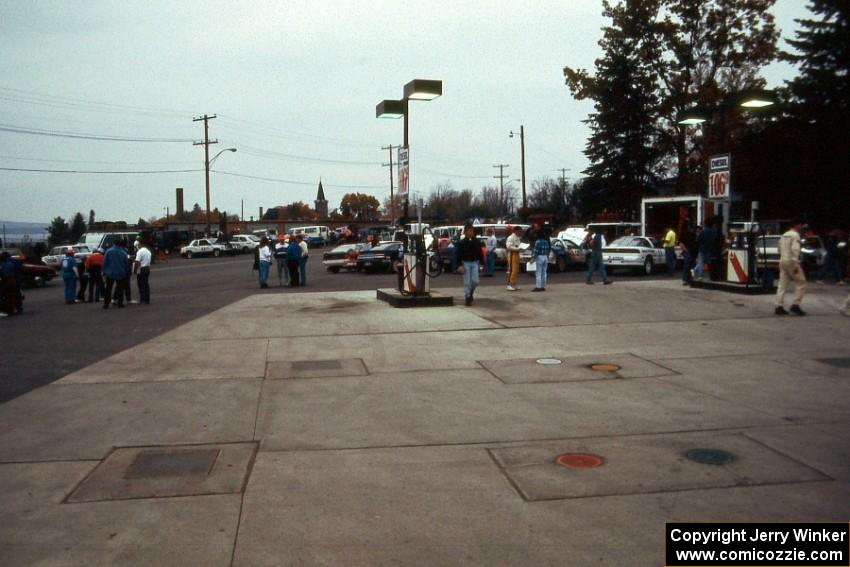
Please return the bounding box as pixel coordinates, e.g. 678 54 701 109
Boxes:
339 193 380 221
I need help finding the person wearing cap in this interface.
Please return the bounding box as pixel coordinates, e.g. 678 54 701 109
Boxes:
102 239 129 309
456 223 483 305
286 235 302 286
505 225 523 291
775 219 807 316
60 248 79 305
84 247 105 303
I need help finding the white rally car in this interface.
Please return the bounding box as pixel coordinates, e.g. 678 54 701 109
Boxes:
180 238 229 259
602 236 665 275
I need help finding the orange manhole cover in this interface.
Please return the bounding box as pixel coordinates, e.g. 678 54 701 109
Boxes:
555 453 605 468
590 363 621 372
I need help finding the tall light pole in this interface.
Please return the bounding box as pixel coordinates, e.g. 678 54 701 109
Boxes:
510 126 527 211
677 89 776 235
163 207 169 229
376 79 442 226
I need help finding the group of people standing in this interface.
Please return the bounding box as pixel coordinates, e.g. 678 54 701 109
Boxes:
255 234 309 288
59 238 152 309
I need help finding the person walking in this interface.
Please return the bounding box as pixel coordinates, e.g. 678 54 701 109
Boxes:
257 237 272 289
505 225 523 291
286 236 302 287
60 248 78 305
483 227 497 277
84 248 104 303
663 226 677 276
456 224 483 305
75 254 89 303
297 234 309 286
585 230 611 285
274 235 289 287
531 226 551 292
775 219 807 316
102 240 129 309
134 240 152 304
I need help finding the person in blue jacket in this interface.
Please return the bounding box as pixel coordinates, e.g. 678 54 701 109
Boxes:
286 237 302 287
60 248 78 304
102 239 129 309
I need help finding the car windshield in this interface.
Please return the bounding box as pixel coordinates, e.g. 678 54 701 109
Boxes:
371 243 399 252
610 236 646 247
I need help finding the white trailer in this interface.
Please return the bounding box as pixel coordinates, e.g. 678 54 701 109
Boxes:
641 195 718 238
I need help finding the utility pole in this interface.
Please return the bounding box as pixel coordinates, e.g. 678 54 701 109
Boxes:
193 114 218 236
493 164 509 218
557 168 571 189
381 144 396 224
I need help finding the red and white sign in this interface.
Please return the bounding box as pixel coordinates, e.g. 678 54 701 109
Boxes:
708 154 731 201
397 146 409 196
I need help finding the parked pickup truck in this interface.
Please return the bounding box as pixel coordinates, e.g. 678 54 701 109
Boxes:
180 239 231 259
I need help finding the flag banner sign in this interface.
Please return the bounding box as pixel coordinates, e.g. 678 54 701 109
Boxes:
398 146 409 197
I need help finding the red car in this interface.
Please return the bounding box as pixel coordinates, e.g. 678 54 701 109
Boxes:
2 248 56 287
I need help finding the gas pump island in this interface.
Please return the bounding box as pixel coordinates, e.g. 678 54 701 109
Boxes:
375 79 454 307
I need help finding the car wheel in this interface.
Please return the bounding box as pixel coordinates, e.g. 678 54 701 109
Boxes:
243 246 250 253
556 256 567 273
213 249 221 257
186 251 193 259
329 266 340 273
164 249 171 255
643 257 653 276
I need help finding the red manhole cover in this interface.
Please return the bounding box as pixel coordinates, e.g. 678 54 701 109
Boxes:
555 453 605 468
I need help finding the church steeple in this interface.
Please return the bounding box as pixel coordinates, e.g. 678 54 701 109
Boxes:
315 178 328 220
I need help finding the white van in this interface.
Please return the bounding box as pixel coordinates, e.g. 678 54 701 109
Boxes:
288 226 330 246
78 231 140 251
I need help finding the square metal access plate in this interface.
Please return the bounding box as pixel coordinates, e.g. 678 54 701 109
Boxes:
266 358 368 380
124 448 219 479
65 442 257 503
479 353 676 384
489 433 828 502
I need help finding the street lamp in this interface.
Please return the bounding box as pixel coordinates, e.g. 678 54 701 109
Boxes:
509 126 527 211
376 79 442 226
676 89 777 237
205 147 237 236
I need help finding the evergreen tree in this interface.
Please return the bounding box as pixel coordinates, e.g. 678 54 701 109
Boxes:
69 212 87 243
565 0 661 217
46 216 71 248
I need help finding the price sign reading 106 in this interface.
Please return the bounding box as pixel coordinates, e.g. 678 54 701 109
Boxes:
708 154 731 201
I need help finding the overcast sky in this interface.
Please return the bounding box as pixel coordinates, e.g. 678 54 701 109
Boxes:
0 0 809 223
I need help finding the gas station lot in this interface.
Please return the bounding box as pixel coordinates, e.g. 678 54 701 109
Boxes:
1 258 848 565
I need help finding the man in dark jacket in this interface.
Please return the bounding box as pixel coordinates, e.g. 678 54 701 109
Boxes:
456 224 483 305
102 240 129 309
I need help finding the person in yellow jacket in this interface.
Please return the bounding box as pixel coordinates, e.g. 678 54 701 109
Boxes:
775 219 807 315
505 225 523 291
663 226 677 276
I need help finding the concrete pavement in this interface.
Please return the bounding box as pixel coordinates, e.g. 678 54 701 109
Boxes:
1 279 848 566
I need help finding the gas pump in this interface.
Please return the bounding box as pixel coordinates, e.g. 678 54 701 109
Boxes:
727 225 761 287
397 229 442 296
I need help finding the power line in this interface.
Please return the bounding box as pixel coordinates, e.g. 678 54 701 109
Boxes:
233 143 381 166
212 170 384 189
0 154 196 166
0 123 193 143
0 85 193 118
0 166 201 174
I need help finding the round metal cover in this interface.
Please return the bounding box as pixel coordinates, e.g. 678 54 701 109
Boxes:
590 363 621 372
685 448 736 466
536 358 563 366
555 453 605 469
